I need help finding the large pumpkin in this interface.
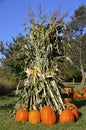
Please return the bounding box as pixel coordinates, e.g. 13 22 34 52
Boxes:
66 103 79 120
59 109 75 123
66 103 78 111
28 110 41 124
71 109 79 120
40 106 56 125
15 109 28 122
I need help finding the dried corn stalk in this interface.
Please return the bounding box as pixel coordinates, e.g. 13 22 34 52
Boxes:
11 16 68 116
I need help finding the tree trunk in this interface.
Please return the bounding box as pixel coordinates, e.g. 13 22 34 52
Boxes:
80 72 86 88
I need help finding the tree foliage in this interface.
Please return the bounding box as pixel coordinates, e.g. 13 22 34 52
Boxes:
69 4 86 38
64 4 86 84
0 34 30 81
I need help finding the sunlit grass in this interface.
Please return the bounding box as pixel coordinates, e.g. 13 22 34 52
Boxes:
0 89 86 130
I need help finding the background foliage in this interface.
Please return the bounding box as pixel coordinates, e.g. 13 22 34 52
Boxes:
0 5 86 94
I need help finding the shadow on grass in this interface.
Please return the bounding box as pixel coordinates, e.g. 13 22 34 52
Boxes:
74 99 86 108
0 103 15 111
0 91 18 111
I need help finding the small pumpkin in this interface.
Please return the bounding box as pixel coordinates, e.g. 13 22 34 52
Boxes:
83 92 86 98
40 106 56 125
63 97 72 104
15 109 28 122
28 110 41 124
78 89 85 93
59 109 75 123
65 87 73 94
76 93 82 99
73 91 79 100
82 87 86 92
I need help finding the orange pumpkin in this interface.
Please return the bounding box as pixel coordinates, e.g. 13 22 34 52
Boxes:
28 110 41 124
63 97 72 104
15 109 28 122
77 88 86 93
59 109 75 123
76 93 82 99
66 103 78 111
40 106 56 125
65 87 73 94
83 92 86 98
82 87 86 92
66 103 79 120
71 109 79 120
73 91 79 100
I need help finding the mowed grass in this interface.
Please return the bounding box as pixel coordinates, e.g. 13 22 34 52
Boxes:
0 85 86 130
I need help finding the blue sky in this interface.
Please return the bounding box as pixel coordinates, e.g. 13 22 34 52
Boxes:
0 0 86 43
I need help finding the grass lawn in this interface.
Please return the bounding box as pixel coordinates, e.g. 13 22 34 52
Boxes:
0 84 86 130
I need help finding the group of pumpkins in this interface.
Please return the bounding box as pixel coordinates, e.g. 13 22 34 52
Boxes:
73 87 86 100
15 86 83 125
63 86 86 104
15 103 80 125
63 87 74 104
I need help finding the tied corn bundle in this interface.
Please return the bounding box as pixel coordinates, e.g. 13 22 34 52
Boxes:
11 15 68 116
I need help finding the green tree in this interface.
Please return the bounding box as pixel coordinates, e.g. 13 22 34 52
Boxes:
0 34 30 81
0 66 17 95
67 4 86 86
69 4 86 38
